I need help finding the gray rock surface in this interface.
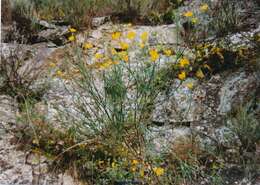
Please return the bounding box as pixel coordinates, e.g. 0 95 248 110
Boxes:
152 70 258 125
92 16 111 27
0 96 77 185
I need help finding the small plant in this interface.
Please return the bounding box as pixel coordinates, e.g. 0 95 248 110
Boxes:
0 46 48 104
228 103 260 154
208 0 259 37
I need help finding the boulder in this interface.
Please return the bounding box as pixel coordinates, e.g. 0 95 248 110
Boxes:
152 70 258 126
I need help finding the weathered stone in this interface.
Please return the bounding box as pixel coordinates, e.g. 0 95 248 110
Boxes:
37 20 57 29
37 25 69 45
92 16 111 27
0 95 78 185
147 125 191 154
0 95 17 124
217 71 258 114
152 70 258 125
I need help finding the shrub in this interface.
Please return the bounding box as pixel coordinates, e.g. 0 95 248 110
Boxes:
228 103 260 154
0 45 48 104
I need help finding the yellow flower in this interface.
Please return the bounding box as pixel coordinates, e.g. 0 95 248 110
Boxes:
164 49 172 56
111 48 117 55
196 68 205 79
139 42 145 49
100 62 111 70
152 167 164 176
69 28 77 33
131 166 137 172
185 82 193 89
83 42 93 49
56 70 63 77
98 160 104 166
127 31 136 40
183 11 193 17
68 35 76 42
95 53 103 60
120 42 129 50
191 17 198 24
112 32 121 40
122 55 129 62
132 159 139 166
203 64 211 71
149 49 159 62
141 32 148 42
49 62 56 67
112 60 120 65
179 57 190 67
178 71 186 80
112 162 116 168
118 51 129 62
200 3 209 12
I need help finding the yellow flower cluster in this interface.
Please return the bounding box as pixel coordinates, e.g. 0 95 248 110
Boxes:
68 27 77 42
183 3 208 24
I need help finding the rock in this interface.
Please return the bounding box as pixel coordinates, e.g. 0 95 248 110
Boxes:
92 16 111 27
0 135 78 185
0 95 18 124
152 78 201 124
152 70 258 125
217 71 258 114
37 20 57 29
0 42 59 93
36 25 69 46
0 93 78 185
147 125 191 154
0 43 33 59
90 29 103 39
1 25 13 43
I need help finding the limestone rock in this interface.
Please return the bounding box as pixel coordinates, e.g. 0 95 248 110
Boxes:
152 70 258 125
92 16 111 27
0 95 78 185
